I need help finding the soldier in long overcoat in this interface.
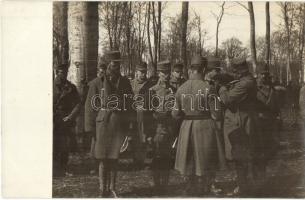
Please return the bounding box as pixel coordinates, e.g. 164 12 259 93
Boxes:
53 63 80 176
218 58 260 194
149 60 176 193
205 56 227 171
172 55 222 195
84 61 107 174
130 62 154 168
85 51 133 197
256 64 281 179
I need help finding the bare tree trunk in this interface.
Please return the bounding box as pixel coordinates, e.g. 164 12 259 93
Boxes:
152 2 158 66
215 2 225 57
283 3 291 84
265 2 271 70
147 3 155 71
68 2 99 136
181 2 189 77
248 2 257 76
157 2 162 61
84 2 99 82
53 2 69 68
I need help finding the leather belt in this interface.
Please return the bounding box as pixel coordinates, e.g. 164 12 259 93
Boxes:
184 114 211 120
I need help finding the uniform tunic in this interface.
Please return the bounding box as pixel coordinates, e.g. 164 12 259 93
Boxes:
53 80 80 167
150 80 176 170
130 79 154 162
172 73 221 176
257 83 280 161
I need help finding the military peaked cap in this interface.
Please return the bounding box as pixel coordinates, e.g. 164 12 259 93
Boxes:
172 63 184 72
190 55 207 69
135 62 148 72
55 63 69 71
207 56 221 70
107 50 121 62
98 61 107 70
231 57 249 73
157 60 171 72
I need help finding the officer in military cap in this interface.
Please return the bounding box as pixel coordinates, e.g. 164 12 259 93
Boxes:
53 63 81 176
172 55 222 195
170 63 186 91
205 56 227 171
256 63 280 180
218 57 260 195
87 50 134 197
130 62 154 169
148 60 176 193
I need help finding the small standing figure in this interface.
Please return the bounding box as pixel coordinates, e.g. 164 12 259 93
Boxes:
149 60 176 194
53 63 81 176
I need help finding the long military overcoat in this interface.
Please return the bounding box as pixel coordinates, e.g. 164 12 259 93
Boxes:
85 75 134 159
218 74 260 161
172 73 223 176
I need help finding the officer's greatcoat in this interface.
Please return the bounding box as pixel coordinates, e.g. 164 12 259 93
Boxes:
85 75 134 159
172 73 221 176
218 74 260 161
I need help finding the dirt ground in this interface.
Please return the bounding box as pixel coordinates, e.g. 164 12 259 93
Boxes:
53 115 305 198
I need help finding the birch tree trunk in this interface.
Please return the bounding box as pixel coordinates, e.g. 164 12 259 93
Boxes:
67 2 99 137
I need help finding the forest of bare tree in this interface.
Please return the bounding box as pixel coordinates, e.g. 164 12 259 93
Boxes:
53 1 305 86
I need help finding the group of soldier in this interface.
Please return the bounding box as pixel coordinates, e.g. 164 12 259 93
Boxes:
54 50 284 197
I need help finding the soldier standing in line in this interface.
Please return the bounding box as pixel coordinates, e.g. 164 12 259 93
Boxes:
53 63 81 177
256 64 281 180
170 63 186 91
130 62 155 169
85 51 134 197
148 60 176 194
169 63 186 161
84 61 107 175
218 58 260 195
205 56 227 172
172 55 222 195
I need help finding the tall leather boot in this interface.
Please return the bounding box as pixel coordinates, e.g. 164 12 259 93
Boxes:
184 175 197 196
236 161 249 196
152 170 161 192
109 170 118 198
99 161 110 197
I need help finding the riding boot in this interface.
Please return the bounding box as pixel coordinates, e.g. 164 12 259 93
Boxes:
236 161 249 196
99 161 110 197
110 170 118 198
152 170 161 190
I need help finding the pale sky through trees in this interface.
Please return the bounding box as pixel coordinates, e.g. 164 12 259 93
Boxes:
164 1 282 48
98 2 283 55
